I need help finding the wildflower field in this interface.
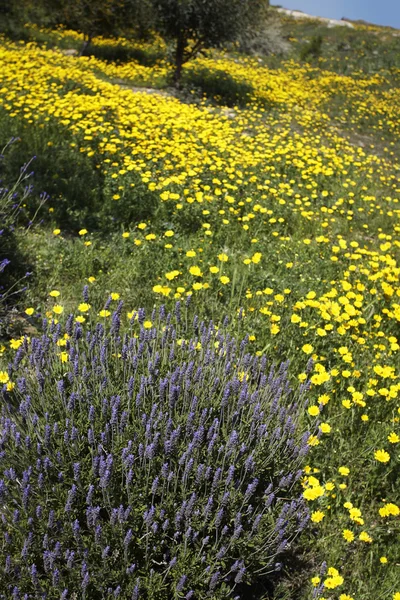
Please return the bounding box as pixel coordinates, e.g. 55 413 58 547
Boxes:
0 10 399 600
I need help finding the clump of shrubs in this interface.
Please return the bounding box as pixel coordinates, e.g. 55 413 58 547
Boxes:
0 297 314 598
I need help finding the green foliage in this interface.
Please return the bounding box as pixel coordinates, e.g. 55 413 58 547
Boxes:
0 140 45 334
182 67 254 107
299 35 323 61
0 113 105 231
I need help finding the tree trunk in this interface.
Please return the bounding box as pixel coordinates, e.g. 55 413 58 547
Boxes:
173 32 186 88
80 32 93 57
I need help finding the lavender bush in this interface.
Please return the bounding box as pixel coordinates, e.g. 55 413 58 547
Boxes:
0 298 313 599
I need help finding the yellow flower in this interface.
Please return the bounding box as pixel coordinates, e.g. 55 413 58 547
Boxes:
25 307 35 316
311 576 321 586
164 230 174 237
320 423 331 433
122 232 130 238
338 466 350 476
302 344 313 354
0 371 10 384
303 485 324 500
111 293 120 301
99 310 111 318
209 266 219 274
388 432 399 443
53 305 64 315
75 316 85 323
186 250 196 257
137 223 147 230
374 449 390 463
143 321 152 329
318 394 330 405
342 529 354 542
359 531 372 543
394 593 400 600
291 314 301 323
324 575 344 589
53 228 61 235
78 229 88 236
165 270 180 281
6 382 15 391
349 507 363 523
307 435 320 447
339 595 354 600
59 352 69 363
308 406 320 417
311 510 325 523
78 303 91 313
88 276 96 283
218 253 228 262
10 339 23 350
380 556 388 564
189 266 203 277
220 276 230 285
49 290 60 297
379 503 399 517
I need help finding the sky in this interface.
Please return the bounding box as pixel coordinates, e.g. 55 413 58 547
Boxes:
272 0 400 29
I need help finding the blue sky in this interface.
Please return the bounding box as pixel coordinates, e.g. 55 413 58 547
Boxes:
272 1 400 28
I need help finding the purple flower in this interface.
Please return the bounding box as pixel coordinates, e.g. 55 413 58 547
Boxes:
209 570 220 590
73 462 81 481
30 563 38 585
234 565 246 584
131 579 140 600
176 575 187 592
244 478 259 501
64 485 77 513
124 529 133 547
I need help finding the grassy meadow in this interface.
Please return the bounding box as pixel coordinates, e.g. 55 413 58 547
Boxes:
0 9 399 600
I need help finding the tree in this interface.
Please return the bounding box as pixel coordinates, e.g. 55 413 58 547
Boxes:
237 6 290 57
32 0 131 54
150 0 270 85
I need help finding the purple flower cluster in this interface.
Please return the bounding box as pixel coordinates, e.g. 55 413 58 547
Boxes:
0 301 313 598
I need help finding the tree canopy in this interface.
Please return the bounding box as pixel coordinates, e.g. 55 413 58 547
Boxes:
152 0 270 83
